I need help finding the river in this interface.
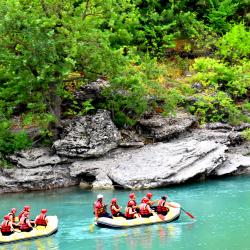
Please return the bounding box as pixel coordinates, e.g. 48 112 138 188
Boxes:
0 176 250 250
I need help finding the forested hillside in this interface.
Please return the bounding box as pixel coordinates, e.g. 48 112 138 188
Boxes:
0 0 249 162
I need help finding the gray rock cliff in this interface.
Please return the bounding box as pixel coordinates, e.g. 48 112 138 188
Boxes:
0 110 249 193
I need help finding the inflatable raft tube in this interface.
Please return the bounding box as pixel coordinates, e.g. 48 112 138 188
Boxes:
96 202 181 229
0 216 58 244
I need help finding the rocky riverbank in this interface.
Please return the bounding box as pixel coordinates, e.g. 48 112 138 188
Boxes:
0 110 250 193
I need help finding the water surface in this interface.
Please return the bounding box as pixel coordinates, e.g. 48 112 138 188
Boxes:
0 176 250 250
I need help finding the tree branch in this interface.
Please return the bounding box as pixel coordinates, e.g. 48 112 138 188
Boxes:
40 0 49 17
82 0 91 20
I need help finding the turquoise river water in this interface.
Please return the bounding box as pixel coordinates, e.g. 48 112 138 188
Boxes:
0 175 250 250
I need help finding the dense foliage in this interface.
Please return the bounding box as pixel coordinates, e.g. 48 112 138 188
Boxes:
0 0 249 159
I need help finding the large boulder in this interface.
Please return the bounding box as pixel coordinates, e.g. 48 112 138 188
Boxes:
107 139 228 189
53 110 121 158
138 112 196 141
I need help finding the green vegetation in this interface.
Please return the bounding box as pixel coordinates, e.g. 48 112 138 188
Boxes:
0 0 249 159
242 128 250 141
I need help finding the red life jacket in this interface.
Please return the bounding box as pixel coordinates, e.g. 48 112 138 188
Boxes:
19 217 32 231
125 207 135 218
35 214 47 226
18 210 25 220
110 204 119 215
8 212 16 223
1 221 11 233
140 203 150 215
157 199 169 213
127 199 136 206
94 201 106 216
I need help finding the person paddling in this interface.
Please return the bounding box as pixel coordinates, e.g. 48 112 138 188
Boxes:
128 193 140 212
127 193 137 207
18 205 30 220
125 201 139 219
157 196 180 215
19 212 33 232
0 215 14 236
35 209 48 226
93 194 112 219
8 208 17 224
157 196 170 215
110 198 126 218
139 197 153 218
141 192 158 211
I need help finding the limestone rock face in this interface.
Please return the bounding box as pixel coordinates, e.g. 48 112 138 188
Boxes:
139 112 196 141
53 110 121 158
0 110 249 193
108 139 228 189
8 148 66 168
0 165 78 193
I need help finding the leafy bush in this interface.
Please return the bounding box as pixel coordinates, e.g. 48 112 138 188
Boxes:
190 58 250 99
217 23 250 63
242 128 250 141
0 120 31 156
188 57 250 124
101 57 185 127
207 0 239 34
188 91 241 123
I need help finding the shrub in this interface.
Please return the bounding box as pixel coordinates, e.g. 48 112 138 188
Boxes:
242 128 250 141
217 23 250 63
0 120 31 156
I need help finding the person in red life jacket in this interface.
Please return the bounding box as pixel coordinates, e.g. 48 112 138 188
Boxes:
110 198 126 218
35 209 48 226
0 215 14 236
146 192 158 211
139 197 153 218
19 212 33 232
125 201 139 220
93 194 112 219
157 196 169 215
8 208 19 228
18 205 30 220
8 208 17 223
127 193 137 207
128 193 140 213
157 196 180 215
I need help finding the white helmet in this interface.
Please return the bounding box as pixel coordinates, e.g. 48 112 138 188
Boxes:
97 194 103 199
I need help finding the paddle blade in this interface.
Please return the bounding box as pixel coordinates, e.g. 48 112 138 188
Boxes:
89 223 94 232
181 208 195 219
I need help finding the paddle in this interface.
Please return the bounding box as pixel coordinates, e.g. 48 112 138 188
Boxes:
89 223 95 232
162 196 195 219
180 207 194 219
167 197 195 219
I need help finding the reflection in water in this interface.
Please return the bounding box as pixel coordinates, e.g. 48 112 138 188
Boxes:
107 222 186 250
0 235 59 250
